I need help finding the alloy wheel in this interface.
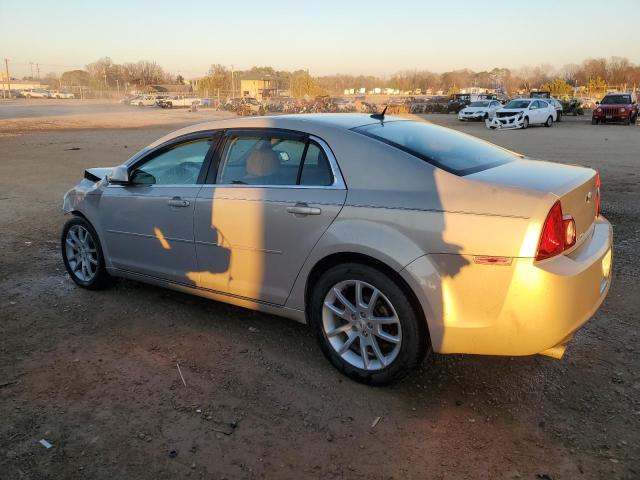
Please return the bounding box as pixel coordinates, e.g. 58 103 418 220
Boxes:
65 225 98 282
322 280 402 370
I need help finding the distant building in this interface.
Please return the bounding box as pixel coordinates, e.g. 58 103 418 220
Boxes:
240 75 283 100
1 78 45 93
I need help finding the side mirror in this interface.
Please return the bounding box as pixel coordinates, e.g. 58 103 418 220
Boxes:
108 165 129 184
595 101 600 105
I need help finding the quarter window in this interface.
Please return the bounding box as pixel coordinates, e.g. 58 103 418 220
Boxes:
130 138 212 185
300 143 333 186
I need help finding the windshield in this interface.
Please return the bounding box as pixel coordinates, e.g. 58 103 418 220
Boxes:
504 100 530 109
353 120 517 176
469 101 490 107
601 95 631 105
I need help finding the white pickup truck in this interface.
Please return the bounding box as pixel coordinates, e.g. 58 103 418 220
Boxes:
132 95 160 107
161 96 201 108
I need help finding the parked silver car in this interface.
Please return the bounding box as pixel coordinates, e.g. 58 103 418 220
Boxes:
62 114 612 384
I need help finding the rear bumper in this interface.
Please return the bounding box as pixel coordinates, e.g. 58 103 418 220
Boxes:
401 217 613 356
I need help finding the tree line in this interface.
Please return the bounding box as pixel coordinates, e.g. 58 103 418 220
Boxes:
39 55 640 97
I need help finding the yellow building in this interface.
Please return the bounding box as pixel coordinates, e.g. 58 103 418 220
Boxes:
240 75 281 100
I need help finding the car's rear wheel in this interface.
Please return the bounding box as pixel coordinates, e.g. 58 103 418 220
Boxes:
309 263 429 385
545 116 553 127
556 111 562 122
61 216 112 290
522 117 529 129
591 118 598 125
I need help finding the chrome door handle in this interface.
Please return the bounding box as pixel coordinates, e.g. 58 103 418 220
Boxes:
287 203 321 216
167 197 190 207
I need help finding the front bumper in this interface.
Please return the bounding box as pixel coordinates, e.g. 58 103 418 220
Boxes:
593 113 629 122
458 112 485 121
486 115 524 129
401 217 613 356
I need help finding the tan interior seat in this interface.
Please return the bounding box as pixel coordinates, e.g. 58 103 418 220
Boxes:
246 147 280 178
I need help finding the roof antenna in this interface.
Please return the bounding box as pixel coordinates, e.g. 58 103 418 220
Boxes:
371 105 388 121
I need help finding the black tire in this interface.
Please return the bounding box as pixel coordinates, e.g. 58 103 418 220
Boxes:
545 116 553 127
483 113 489 120
61 216 112 290
632 114 638 125
309 263 430 385
624 116 631 126
591 118 598 125
556 111 562 122
522 117 529 129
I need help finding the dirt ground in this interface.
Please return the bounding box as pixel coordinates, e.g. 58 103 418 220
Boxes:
1 104 639 480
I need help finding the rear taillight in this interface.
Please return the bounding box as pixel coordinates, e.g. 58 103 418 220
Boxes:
595 172 601 217
535 201 577 261
536 202 564 261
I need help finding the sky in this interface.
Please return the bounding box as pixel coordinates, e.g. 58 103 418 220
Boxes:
1 0 639 79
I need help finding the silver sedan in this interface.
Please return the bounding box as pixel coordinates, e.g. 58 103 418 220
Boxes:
61 114 613 384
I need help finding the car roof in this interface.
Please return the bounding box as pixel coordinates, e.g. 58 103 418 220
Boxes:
150 114 396 144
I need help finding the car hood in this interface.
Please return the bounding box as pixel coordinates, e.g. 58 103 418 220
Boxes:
598 103 633 108
496 108 526 114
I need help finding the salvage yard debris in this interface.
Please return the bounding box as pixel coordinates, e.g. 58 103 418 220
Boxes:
176 363 187 387
39 439 53 449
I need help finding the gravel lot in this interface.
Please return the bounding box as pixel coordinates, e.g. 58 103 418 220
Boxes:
1 103 639 479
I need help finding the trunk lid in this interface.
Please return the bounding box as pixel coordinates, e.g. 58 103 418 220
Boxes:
468 159 598 246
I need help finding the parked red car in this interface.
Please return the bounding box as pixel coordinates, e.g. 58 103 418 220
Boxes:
592 93 638 125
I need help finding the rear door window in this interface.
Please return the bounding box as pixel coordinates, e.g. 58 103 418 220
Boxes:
217 133 335 187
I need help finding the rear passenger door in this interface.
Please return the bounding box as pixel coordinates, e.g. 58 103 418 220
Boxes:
193 129 347 304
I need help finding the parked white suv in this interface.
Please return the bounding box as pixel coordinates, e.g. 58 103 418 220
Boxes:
487 99 557 129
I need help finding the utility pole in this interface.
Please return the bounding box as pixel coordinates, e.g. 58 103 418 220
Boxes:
29 62 34 79
4 58 10 98
230 64 235 98
36 63 40 80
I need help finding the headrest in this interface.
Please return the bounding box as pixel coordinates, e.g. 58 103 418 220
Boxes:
246 147 280 177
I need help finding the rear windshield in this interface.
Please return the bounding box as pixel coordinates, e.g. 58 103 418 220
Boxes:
353 120 517 176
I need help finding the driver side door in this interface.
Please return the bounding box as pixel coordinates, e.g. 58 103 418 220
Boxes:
100 132 218 284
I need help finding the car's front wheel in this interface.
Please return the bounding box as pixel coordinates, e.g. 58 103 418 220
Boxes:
522 117 529 129
61 216 112 290
309 263 429 385
545 116 553 127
